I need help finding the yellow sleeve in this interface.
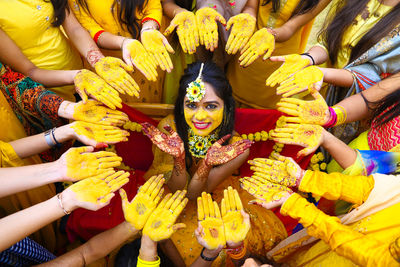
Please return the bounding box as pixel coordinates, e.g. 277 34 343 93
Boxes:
69 0 104 39
0 141 23 168
140 0 162 27
299 170 374 205
137 256 160 267
281 194 400 267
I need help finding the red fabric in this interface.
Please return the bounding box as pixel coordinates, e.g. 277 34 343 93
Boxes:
66 107 312 240
66 170 145 242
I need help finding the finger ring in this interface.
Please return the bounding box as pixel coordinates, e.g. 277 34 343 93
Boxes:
168 209 174 214
101 118 106 121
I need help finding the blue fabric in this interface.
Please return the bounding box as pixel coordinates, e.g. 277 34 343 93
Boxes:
0 237 55 266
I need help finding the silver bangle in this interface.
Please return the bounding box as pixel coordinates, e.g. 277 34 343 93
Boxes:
44 129 56 147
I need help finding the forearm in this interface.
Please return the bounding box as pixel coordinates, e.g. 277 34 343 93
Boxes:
241 0 257 18
97 32 127 50
320 67 354 88
9 124 74 158
307 45 329 65
167 157 188 192
298 170 374 205
281 194 399 267
321 130 357 169
187 161 211 200
0 195 65 251
139 234 159 262
0 162 61 198
162 0 186 19
28 68 78 87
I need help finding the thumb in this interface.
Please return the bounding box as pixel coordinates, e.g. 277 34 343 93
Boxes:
215 13 226 26
172 223 186 231
225 17 234 31
269 55 286 62
119 59 134 72
161 35 175 54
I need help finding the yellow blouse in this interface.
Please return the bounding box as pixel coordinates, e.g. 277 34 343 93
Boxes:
0 141 23 168
0 0 83 102
280 171 400 266
318 0 392 68
69 0 163 38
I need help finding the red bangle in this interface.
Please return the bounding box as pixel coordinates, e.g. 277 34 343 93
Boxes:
141 17 160 29
93 30 105 44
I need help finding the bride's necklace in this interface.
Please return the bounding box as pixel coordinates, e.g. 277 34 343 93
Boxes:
188 128 219 158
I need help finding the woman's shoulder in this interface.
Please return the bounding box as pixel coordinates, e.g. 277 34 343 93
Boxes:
157 114 177 133
229 131 242 144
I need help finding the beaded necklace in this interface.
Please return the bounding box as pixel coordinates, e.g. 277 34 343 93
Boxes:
188 128 219 158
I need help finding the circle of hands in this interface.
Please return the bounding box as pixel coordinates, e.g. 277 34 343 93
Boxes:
240 152 305 209
196 187 251 250
141 122 253 166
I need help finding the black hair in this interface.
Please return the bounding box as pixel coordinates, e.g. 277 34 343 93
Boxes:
319 0 400 65
46 0 69 27
174 61 235 169
262 0 320 16
174 0 194 11
76 0 147 39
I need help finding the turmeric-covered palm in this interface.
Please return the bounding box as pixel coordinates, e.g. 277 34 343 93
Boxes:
197 192 226 249
94 57 139 97
74 69 122 109
266 54 310 87
221 187 250 244
120 175 165 230
60 146 122 181
143 190 188 241
72 100 129 126
277 90 330 125
71 121 129 147
248 153 303 187
164 10 199 54
141 30 174 72
226 13 256 55
270 123 323 157
239 28 275 67
276 66 323 97
196 8 226 52
125 39 158 81
240 177 293 209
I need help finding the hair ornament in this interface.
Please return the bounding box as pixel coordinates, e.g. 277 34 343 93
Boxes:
186 63 206 102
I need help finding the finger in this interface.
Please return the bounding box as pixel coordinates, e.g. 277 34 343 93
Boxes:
276 107 299 117
207 193 215 217
173 198 188 217
217 134 231 145
197 196 205 220
141 175 157 193
147 174 162 194
99 161 122 169
172 223 186 231
221 198 227 217
99 193 115 204
165 190 181 209
215 13 226 26
223 188 230 212
119 188 129 208
214 201 222 219
225 17 234 31
228 186 236 211
153 188 164 206
234 189 243 210
150 177 165 200
162 36 175 54
263 46 274 60
282 116 301 124
171 190 186 211
241 53 259 67
75 146 95 154
159 193 172 209
164 23 177 36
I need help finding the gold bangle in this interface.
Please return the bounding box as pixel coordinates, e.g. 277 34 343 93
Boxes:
57 193 71 215
332 105 347 126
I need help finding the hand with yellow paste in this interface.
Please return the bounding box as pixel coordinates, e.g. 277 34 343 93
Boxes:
57 146 122 181
225 13 256 55
120 175 165 230
141 30 174 73
277 90 330 125
143 190 188 241
240 177 293 209
276 66 324 97
248 152 304 187
196 7 226 52
141 122 184 159
205 134 252 166
266 54 311 87
74 69 122 110
197 192 226 250
239 28 275 67
71 100 129 126
123 39 158 81
164 10 199 54
70 121 129 148
270 123 323 157
63 171 130 211
94 57 140 97
221 187 250 245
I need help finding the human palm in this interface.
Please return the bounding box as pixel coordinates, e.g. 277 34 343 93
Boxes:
266 54 310 87
196 7 226 51
71 121 129 145
226 13 256 55
239 28 275 67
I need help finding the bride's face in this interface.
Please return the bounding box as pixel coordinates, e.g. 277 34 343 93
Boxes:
184 82 224 136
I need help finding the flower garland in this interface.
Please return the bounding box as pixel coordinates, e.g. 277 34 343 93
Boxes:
188 128 219 158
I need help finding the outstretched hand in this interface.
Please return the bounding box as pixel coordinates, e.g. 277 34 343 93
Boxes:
205 134 252 166
277 90 330 125
141 122 185 159
197 192 226 249
94 57 140 97
266 54 310 87
120 174 165 230
143 190 188 241
239 28 275 67
74 69 122 110
72 100 129 126
196 7 226 52
225 13 256 55
123 39 158 81
276 66 323 97
164 10 199 54
141 30 174 73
